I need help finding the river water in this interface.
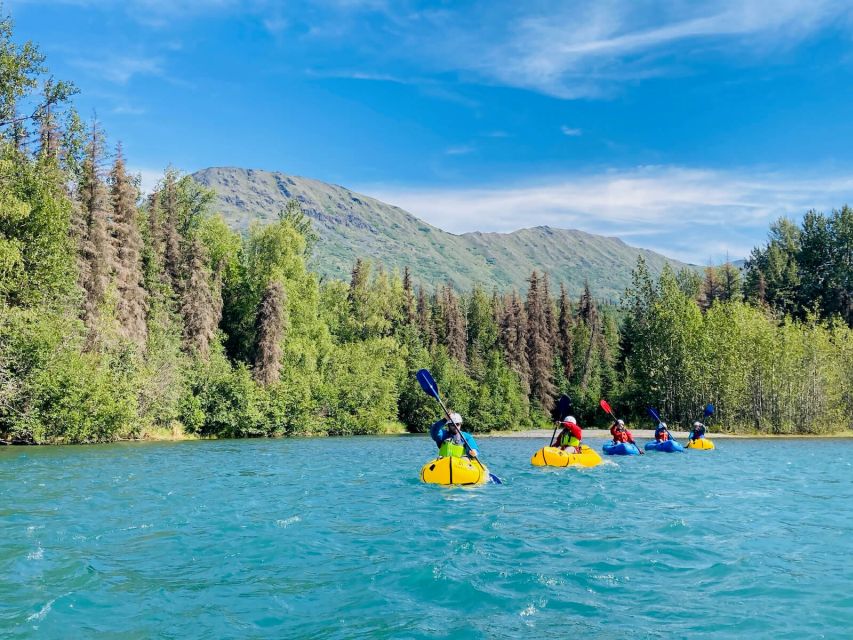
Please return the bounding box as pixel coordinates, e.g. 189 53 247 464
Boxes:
2 436 851 638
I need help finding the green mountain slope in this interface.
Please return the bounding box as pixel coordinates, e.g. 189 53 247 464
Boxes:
193 167 693 298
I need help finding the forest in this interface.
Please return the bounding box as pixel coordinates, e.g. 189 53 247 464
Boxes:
0 17 851 444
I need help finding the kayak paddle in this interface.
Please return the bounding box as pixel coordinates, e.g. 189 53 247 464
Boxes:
689 403 714 440
600 399 644 454
416 368 502 484
550 394 572 446
647 406 675 442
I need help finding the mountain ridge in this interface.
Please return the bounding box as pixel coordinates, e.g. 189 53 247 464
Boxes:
192 166 694 298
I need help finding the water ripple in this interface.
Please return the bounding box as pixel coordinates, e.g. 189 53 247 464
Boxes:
1 437 852 638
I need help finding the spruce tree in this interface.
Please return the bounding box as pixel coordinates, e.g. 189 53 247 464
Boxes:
557 283 574 381
441 284 467 365
109 145 148 347
77 121 113 340
416 286 435 348
160 169 182 292
254 279 287 386
525 271 554 408
402 265 415 326
577 282 600 393
180 237 218 357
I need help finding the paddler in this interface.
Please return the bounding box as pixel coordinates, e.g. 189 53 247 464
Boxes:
654 421 672 442
551 416 583 453
689 421 707 442
430 412 479 458
612 422 640 448
610 418 625 439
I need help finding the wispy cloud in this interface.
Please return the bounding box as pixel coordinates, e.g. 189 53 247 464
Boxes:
445 145 475 156
71 55 164 85
111 104 146 115
457 0 853 98
363 165 853 263
26 0 853 98
560 125 582 136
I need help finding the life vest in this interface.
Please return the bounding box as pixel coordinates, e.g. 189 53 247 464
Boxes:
657 430 669 442
438 440 465 458
558 431 580 448
614 430 630 443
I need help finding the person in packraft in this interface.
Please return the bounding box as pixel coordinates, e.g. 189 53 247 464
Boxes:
430 412 479 458
551 416 583 453
612 422 639 447
610 418 625 439
689 421 706 441
654 422 671 442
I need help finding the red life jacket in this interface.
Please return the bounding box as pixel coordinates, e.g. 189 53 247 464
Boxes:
658 431 669 442
614 430 630 443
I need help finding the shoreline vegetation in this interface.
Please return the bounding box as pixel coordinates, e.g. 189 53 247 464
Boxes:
1 17 852 446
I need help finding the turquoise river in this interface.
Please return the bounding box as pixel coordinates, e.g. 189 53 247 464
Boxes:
2 437 852 638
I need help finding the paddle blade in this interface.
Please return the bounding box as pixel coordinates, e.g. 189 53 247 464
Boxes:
704 403 715 418
600 399 613 416
647 406 662 424
489 473 503 485
552 394 572 421
416 368 440 400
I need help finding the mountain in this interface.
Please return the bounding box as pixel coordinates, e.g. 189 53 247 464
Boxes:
192 167 694 299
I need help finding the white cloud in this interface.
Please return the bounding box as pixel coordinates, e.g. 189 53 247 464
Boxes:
362 165 853 263
560 125 582 136
111 104 146 115
456 0 853 98
445 145 475 156
129 166 164 195
71 55 164 85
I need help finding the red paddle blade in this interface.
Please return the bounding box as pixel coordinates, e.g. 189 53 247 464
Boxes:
600 399 613 415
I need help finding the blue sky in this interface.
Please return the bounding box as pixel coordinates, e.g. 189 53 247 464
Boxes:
9 0 853 262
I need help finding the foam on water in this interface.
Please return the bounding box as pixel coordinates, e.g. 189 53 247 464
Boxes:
1 436 852 638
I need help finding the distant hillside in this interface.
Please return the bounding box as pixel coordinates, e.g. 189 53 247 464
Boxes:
193 167 694 299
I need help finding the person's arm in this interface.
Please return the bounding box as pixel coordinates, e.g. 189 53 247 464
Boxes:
462 432 479 456
429 419 447 447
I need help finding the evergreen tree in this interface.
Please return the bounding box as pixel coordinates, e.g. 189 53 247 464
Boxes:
402 265 415 326
77 121 114 340
180 237 218 357
441 284 467 365
160 169 183 292
557 283 574 381
254 278 287 386
109 145 148 347
526 271 555 409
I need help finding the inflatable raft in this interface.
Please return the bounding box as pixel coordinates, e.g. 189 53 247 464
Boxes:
645 440 685 452
686 438 715 450
603 442 640 456
531 445 603 468
420 456 489 486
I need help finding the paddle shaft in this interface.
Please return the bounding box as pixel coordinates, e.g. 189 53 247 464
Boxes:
430 385 486 471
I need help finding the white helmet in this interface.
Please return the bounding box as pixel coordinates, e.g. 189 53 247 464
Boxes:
617 419 625 426
449 412 463 426
563 416 577 424
659 422 667 429
693 421 703 428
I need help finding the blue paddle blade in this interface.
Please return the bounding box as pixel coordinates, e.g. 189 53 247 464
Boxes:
416 368 440 400
704 403 715 418
647 406 661 424
552 394 572 421
489 473 503 485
